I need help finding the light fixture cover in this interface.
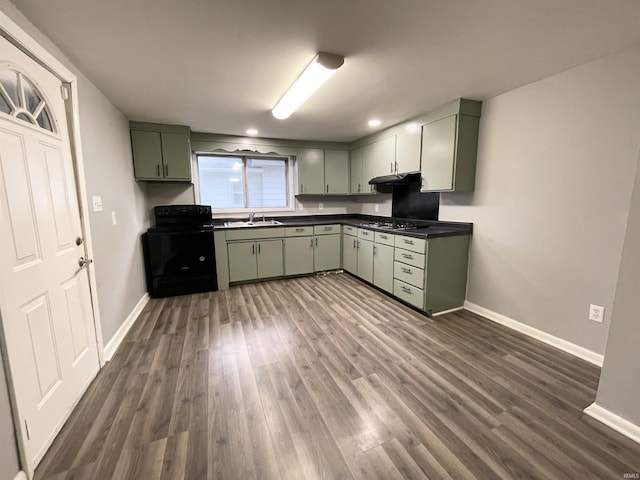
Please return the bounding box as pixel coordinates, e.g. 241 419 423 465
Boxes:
272 52 344 120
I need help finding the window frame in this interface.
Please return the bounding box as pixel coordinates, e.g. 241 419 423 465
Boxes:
194 152 295 215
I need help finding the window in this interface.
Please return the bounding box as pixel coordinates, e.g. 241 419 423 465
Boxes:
197 154 290 211
0 69 56 132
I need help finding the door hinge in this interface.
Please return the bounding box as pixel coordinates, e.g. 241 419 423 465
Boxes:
24 419 30 440
61 84 69 100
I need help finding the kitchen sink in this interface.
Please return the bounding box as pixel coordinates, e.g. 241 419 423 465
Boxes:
224 219 283 227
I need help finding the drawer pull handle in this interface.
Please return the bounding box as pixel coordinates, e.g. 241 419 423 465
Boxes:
296 228 304 232
324 226 331 231
401 267 411 274
404 239 414 245
401 286 412 294
402 254 413 260
380 235 387 239
353 239 356 248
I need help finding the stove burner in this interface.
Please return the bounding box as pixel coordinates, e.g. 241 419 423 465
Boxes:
359 221 420 231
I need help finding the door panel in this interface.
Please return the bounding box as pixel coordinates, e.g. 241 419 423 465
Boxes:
356 239 374 283
257 240 284 278
228 242 257 282
314 234 340 271
0 34 100 472
285 237 313 276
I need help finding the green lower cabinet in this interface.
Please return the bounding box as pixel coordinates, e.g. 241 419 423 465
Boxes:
373 243 394 293
228 242 258 282
356 239 374 283
257 239 284 278
314 234 341 271
228 240 283 282
342 234 358 273
285 237 314 275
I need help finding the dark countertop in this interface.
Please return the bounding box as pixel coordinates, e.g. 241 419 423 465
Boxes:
213 214 472 239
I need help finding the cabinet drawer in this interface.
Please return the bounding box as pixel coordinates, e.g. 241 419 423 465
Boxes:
343 225 358 236
285 226 314 237
358 228 374 239
314 224 340 235
374 231 395 246
393 279 424 310
394 235 426 254
394 248 426 269
226 227 285 241
394 261 425 289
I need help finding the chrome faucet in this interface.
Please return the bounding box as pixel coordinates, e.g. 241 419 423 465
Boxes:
248 212 256 222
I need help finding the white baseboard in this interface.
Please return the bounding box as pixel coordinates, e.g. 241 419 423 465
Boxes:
103 293 150 361
464 301 604 367
584 403 640 445
13 471 27 480
432 306 463 317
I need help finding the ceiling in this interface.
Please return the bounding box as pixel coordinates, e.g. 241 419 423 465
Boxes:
10 0 640 142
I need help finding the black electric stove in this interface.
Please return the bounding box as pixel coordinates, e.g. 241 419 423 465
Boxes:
143 205 218 298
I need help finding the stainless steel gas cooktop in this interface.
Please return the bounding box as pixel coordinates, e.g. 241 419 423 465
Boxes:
358 220 421 231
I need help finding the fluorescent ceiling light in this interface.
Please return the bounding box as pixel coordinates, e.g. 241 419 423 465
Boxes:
272 52 344 120
368 119 381 127
246 128 258 135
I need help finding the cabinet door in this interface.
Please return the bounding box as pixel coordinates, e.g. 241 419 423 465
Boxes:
375 136 397 177
350 148 363 194
314 234 341 271
228 242 257 282
342 234 358 273
257 240 284 278
356 238 374 283
161 132 192 180
396 127 421 173
362 144 376 193
298 148 325 194
324 150 349 194
373 243 394 293
421 115 456 191
131 130 162 179
285 237 314 275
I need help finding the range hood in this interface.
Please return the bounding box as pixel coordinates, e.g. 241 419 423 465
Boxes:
368 171 421 186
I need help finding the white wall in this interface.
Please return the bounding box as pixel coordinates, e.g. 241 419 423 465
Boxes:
595 146 640 425
0 2 150 476
440 45 640 355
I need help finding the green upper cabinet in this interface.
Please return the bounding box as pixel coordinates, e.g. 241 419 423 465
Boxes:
349 147 364 194
420 100 481 192
395 126 422 173
362 143 376 193
130 122 191 182
324 150 349 194
298 148 349 195
350 145 376 194
297 148 325 194
374 135 397 177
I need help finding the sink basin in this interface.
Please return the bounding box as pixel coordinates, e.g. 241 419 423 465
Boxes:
224 219 283 227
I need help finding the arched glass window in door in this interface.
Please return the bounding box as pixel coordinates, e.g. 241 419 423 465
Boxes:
0 69 56 133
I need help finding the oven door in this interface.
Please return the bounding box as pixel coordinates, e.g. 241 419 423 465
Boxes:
143 228 217 297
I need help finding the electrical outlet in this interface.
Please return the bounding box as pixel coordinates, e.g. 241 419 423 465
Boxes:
374 204 379 212
589 304 604 323
319 202 323 210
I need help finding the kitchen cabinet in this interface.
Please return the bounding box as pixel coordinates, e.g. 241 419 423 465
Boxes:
395 126 422 173
349 148 364 194
420 112 480 192
362 144 376 193
374 135 397 177
356 238 374 283
313 225 341 271
373 242 394 293
284 236 314 275
130 122 191 181
228 239 284 282
297 148 325 194
324 150 349 194
298 148 349 194
393 235 427 309
342 225 358 274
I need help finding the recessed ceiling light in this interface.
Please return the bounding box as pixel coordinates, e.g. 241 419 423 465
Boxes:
368 119 381 127
246 128 258 135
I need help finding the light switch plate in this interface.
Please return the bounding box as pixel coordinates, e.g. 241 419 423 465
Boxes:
92 195 103 212
111 211 117 225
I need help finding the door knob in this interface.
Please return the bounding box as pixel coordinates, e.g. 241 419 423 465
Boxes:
75 236 83 246
78 257 93 268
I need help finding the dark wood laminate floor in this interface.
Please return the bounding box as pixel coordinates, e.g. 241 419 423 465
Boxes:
35 273 640 480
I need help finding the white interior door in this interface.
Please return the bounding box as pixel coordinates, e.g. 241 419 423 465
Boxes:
0 35 99 474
